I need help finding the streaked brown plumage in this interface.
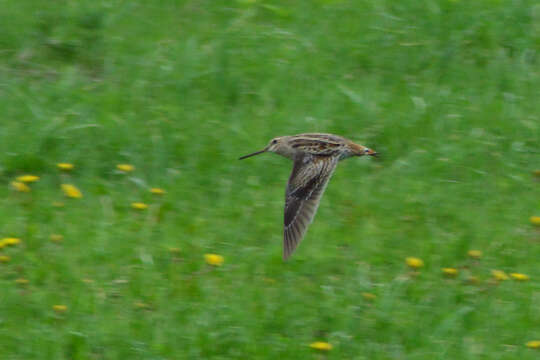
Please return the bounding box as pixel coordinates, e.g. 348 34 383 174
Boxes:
239 133 377 260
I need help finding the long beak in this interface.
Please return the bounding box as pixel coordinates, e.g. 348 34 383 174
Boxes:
239 149 266 160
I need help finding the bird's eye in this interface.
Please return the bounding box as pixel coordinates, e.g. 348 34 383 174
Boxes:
364 148 370 153
271 139 278 145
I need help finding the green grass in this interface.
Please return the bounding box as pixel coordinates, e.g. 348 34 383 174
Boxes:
1 0 539 358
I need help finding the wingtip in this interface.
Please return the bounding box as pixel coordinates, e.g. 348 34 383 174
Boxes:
283 240 290 261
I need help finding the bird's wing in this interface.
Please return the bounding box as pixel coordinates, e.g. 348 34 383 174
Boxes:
283 154 339 260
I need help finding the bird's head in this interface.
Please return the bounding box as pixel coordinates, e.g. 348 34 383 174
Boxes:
239 136 285 160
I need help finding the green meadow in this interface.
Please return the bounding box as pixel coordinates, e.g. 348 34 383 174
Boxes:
1 0 539 358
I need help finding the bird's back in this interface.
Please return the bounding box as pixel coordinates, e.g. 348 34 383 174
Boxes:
284 133 349 157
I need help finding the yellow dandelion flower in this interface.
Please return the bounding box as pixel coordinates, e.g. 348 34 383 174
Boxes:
11 181 30 192
442 268 459 277
150 187 166 195
204 253 224 266
526 340 540 349
2 238 21 246
131 202 148 210
0 255 11 263
134 302 150 309
468 250 482 259
57 163 74 171
16 175 40 183
52 305 68 313
510 273 530 281
406 257 424 269
169 247 181 255
15 278 29 285
530 216 540 226
362 292 377 300
491 270 509 281
117 164 135 172
50 234 64 242
61 184 83 198
309 342 333 351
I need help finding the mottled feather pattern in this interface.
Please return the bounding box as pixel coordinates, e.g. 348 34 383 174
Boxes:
239 133 376 260
283 155 338 260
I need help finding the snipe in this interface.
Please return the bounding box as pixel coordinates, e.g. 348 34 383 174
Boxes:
240 133 377 260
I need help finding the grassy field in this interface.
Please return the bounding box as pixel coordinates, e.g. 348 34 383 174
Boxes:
1 0 539 358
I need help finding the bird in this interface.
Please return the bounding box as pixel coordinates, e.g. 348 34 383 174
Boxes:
239 133 377 260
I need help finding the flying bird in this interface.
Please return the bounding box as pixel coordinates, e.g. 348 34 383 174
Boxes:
239 133 377 260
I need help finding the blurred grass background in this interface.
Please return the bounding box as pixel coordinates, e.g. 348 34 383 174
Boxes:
0 0 539 358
